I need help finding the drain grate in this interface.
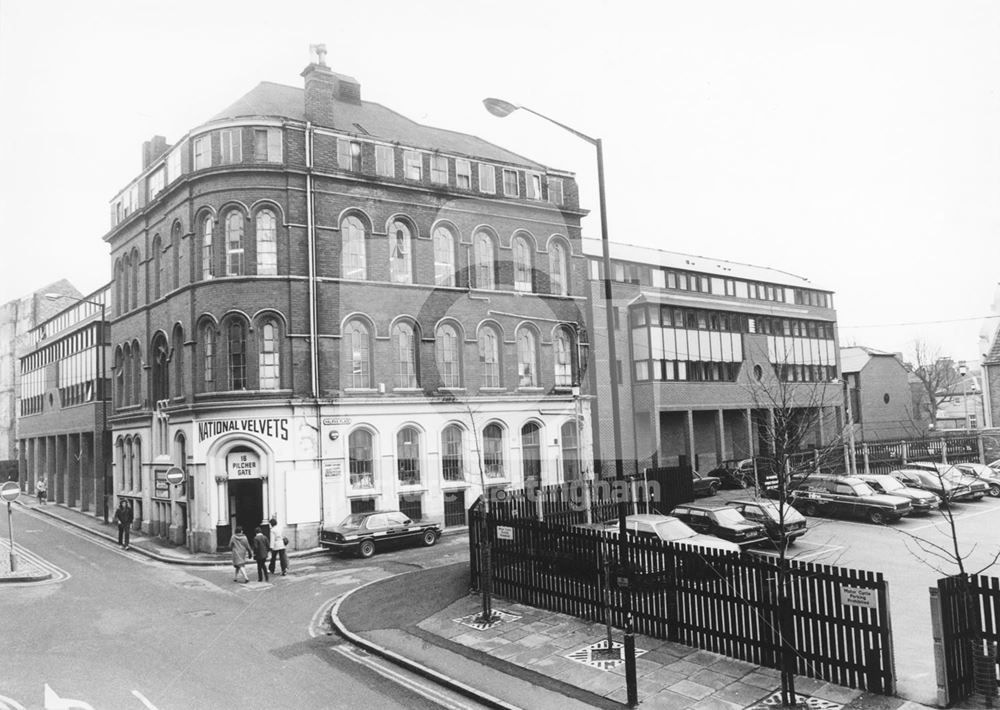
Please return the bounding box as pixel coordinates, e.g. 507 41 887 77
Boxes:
184 610 215 618
453 610 521 630
565 640 648 671
743 691 843 710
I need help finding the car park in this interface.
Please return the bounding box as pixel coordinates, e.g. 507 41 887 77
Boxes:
787 474 912 524
707 457 776 489
855 473 940 514
953 463 1000 497
988 459 1000 473
320 511 440 558
889 468 974 503
596 513 741 553
691 470 721 497
724 499 808 547
905 462 988 500
670 504 769 549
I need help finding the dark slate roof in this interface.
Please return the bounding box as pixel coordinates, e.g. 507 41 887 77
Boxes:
210 81 542 168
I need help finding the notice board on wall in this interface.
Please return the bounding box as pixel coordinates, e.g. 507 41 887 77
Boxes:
285 467 320 524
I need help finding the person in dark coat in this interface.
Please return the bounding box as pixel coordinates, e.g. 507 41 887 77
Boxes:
252 526 270 582
113 500 134 549
229 526 253 583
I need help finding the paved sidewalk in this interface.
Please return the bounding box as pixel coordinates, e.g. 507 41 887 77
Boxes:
333 562 944 710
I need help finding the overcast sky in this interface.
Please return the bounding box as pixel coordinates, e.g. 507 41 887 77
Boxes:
1 0 997 364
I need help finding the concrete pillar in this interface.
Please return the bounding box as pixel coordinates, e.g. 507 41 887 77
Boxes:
715 409 726 464
745 409 754 457
81 434 94 513
685 410 695 470
766 409 776 456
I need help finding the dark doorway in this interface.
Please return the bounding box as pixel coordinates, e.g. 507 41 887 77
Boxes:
228 479 263 542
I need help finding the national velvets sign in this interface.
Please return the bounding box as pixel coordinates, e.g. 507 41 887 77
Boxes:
198 417 290 442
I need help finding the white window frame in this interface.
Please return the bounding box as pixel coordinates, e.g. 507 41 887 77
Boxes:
193 135 211 170
220 129 242 164
513 236 533 292
389 220 412 284
455 159 472 189
167 146 182 184
478 164 495 193
404 150 423 181
256 210 277 276
502 169 519 197
338 138 362 172
547 177 564 205
430 154 448 184
375 145 395 177
342 216 368 280
526 172 542 199
433 227 456 287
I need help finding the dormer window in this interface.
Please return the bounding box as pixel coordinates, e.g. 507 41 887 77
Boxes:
526 172 542 200
430 155 448 184
193 135 211 170
338 139 362 172
456 160 471 189
502 169 519 197
220 129 241 164
547 177 564 205
404 150 422 181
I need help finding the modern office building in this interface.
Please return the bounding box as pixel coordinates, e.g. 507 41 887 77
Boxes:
103 49 591 552
584 240 843 476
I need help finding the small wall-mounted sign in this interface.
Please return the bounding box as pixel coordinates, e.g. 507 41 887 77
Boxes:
497 525 514 541
840 585 878 609
227 450 261 479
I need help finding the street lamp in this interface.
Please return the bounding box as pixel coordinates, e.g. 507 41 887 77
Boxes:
958 361 969 430
484 98 637 708
45 293 110 524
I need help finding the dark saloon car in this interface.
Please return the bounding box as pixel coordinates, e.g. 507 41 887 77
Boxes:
670 504 769 549
692 470 721 497
724 500 807 547
855 473 940 514
953 463 1000 497
889 468 972 503
787 474 911 524
905 462 988 499
320 511 440 558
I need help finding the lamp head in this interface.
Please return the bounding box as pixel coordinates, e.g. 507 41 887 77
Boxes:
482 97 519 118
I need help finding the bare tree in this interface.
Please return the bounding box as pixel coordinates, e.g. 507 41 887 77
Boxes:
906 340 960 426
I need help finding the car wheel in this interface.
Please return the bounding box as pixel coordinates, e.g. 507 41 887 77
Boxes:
358 539 376 558
707 484 718 497
868 509 886 525
989 485 1000 498
801 503 818 517
421 529 438 547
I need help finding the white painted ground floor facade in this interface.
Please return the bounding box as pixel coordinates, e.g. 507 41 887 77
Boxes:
113 394 592 552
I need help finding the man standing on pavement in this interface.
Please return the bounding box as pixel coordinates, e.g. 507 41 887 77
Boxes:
114 499 134 550
268 516 288 576
36 476 47 504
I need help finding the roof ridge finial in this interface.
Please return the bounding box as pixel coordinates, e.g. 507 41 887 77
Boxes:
310 43 328 67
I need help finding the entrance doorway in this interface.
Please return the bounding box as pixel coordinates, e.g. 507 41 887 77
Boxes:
228 479 263 541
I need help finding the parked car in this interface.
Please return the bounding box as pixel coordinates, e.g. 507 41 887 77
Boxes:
787 474 912 524
888 468 974 503
691 470 721 497
988 459 1000 473
905 462 988 500
707 458 775 489
855 473 941 514
320 511 440 558
596 514 740 553
952 463 1000 497
724 499 808 547
670 504 769 549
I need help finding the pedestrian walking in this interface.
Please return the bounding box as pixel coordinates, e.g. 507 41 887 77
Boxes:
252 526 270 582
113 499 133 549
229 526 253 583
36 477 47 505
267 516 288 576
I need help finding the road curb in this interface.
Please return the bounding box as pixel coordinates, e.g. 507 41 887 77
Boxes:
329 569 523 710
0 570 52 583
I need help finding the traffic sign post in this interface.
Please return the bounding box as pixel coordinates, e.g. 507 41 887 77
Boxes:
164 467 185 486
1 481 20 573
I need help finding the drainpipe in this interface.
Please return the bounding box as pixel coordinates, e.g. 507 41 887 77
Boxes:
305 122 325 531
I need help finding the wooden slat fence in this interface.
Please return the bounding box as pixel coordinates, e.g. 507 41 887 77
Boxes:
936 575 1000 703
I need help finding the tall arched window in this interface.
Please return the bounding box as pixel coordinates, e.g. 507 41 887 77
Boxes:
342 215 367 280
436 323 460 388
561 420 580 481
171 221 182 290
554 327 574 387
483 424 504 479
389 220 412 284
132 437 142 492
130 249 139 310
151 333 170 403
124 437 133 490
345 319 372 388
201 214 214 280
478 326 501 388
115 259 125 316
549 241 569 296
172 325 185 398
152 235 162 299
521 422 542 492
225 211 244 276
348 429 374 489
513 235 533 292
201 323 215 391
259 318 280 390
397 427 421 485
433 226 456 286
392 321 418 389
441 425 464 481
256 209 277 275
474 231 496 290
114 347 125 408
517 328 538 387
131 342 142 405
227 320 247 390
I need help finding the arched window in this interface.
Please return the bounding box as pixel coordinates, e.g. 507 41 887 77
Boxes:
133 437 142 492
201 214 214 280
130 249 140 310
114 347 124 409
345 319 372 388
122 344 133 406
513 235 533 292
201 323 215 391
342 215 367 280
115 259 124 316
124 438 133 490
115 438 125 491
517 328 538 387
256 209 277 276
435 323 460 388
392 321 418 389
225 211 244 276
174 432 188 497
151 334 170 403
561 420 580 481
227 320 247 390
171 221 182 290
474 231 496 289
549 241 569 296
483 424 504 479
441 425 464 481
131 342 142 405
554 327 574 387
521 422 541 492
397 427 421 485
152 235 162 300
478 326 501 388
348 429 374 489
172 325 184 398
259 318 280 390
433 226 456 286
389 220 412 284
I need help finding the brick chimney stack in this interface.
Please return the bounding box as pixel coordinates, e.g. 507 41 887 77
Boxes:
141 135 170 170
302 44 336 126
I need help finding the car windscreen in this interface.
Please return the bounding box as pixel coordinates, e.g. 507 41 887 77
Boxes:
711 508 747 525
652 519 697 541
338 513 368 530
874 476 904 492
760 504 805 524
851 483 876 496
